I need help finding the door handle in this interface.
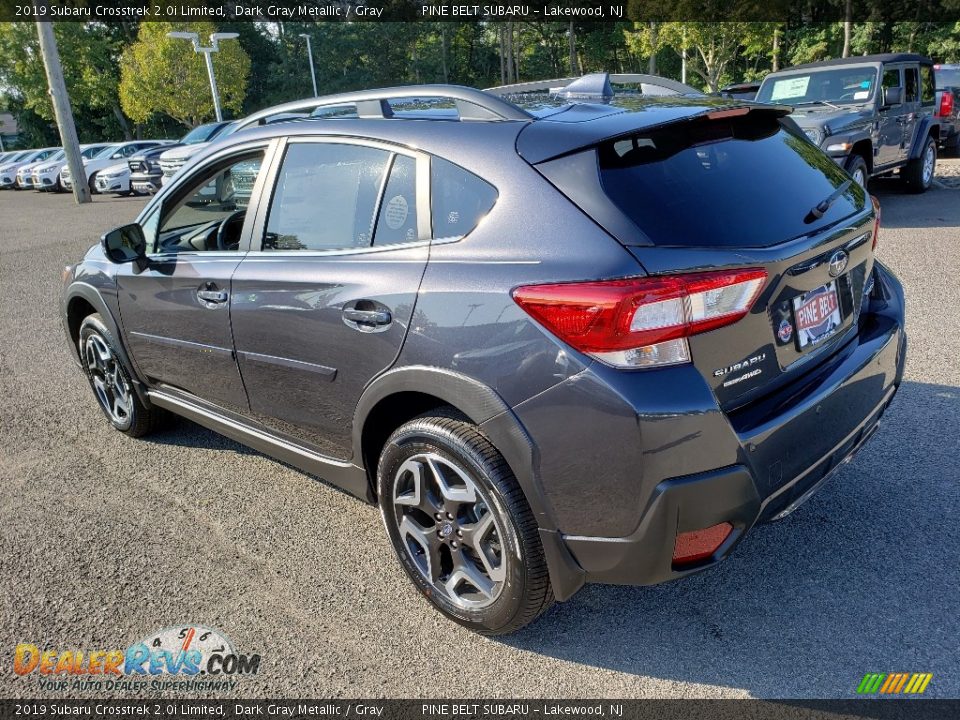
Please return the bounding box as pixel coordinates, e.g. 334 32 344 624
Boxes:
197 288 228 303
342 308 391 325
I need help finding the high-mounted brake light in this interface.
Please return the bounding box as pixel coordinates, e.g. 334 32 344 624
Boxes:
512 269 767 369
871 195 881 251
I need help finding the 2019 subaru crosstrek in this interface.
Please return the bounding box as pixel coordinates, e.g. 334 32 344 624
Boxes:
61 78 906 635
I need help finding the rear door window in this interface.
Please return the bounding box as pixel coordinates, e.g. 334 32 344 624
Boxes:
597 113 866 248
904 67 919 103
263 143 390 251
921 65 935 104
373 154 418 245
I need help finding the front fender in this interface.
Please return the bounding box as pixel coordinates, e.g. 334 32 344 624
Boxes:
63 281 152 408
823 129 872 157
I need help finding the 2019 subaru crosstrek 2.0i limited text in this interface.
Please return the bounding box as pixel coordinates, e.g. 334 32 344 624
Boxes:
62 81 906 635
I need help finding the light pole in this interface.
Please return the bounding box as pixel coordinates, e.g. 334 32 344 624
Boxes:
298 33 318 97
167 31 239 122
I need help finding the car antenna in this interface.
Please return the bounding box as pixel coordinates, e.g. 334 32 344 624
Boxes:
805 179 853 222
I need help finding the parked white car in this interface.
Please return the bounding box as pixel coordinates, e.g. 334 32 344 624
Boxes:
0 150 36 188
93 162 133 195
60 140 173 193
30 144 113 192
11 148 60 189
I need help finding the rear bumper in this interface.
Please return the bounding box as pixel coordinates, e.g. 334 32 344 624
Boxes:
515 263 906 589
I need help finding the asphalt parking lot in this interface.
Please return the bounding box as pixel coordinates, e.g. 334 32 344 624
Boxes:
1 165 958 700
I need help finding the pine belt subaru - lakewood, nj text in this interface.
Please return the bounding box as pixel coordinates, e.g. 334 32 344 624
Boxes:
61 76 907 635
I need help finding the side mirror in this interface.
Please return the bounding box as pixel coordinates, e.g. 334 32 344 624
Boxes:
883 86 903 107
101 223 148 270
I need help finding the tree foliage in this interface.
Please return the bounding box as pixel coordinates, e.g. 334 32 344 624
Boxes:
119 22 250 128
1 20 958 147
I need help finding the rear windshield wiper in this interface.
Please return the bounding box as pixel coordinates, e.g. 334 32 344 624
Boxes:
806 179 853 222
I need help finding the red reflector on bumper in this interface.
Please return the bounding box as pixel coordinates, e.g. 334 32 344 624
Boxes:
672 522 734 566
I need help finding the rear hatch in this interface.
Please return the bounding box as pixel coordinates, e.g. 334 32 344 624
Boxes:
526 102 876 410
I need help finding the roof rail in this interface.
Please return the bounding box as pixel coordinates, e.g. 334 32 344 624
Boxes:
236 84 532 131
485 73 704 100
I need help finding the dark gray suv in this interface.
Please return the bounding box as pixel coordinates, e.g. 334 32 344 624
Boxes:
62 78 907 635
756 53 940 191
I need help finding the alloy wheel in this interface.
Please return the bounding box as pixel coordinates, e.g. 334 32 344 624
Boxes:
922 145 935 186
391 452 506 609
84 333 132 425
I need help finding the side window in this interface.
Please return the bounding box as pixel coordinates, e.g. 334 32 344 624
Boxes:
263 143 389 251
882 68 901 91
373 154 418 245
154 151 264 254
904 67 919 103
920 65 935 105
430 157 498 240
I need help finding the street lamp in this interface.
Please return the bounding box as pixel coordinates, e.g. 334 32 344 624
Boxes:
298 33 318 97
167 31 240 122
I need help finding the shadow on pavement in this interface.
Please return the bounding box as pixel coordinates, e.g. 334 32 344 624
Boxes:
496 380 959 698
870 180 960 229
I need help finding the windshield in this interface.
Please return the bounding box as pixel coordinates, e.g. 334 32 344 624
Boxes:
82 145 108 159
93 144 120 159
180 122 227 145
47 150 65 162
936 66 960 89
757 66 879 106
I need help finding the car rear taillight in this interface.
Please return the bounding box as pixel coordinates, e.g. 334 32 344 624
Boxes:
870 195 881 251
938 91 954 118
512 268 767 369
673 522 734 566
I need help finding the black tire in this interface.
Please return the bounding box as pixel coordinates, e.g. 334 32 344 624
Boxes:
78 313 165 438
377 411 554 635
902 136 936 193
844 154 869 189
88 172 99 195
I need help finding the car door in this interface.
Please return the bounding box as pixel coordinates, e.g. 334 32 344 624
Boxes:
229 138 430 460
116 141 273 413
876 66 904 167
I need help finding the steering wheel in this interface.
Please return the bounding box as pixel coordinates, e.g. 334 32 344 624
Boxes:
216 210 246 251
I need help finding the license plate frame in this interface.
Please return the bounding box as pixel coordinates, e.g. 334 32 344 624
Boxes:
792 280 843 350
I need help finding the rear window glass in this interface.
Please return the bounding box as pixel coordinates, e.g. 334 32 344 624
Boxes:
936 66 960 88
598 114 866 248
430 157 497 239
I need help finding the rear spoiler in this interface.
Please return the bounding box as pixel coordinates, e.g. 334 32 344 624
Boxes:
517 101 795 165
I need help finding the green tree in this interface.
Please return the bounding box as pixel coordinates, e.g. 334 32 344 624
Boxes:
627 22 769 91
119 22 250 128
0 22 135 140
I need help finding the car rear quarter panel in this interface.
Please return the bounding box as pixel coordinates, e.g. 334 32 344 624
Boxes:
395 148 644 408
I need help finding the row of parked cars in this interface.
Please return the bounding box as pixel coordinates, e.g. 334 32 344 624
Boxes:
0 119 237 196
